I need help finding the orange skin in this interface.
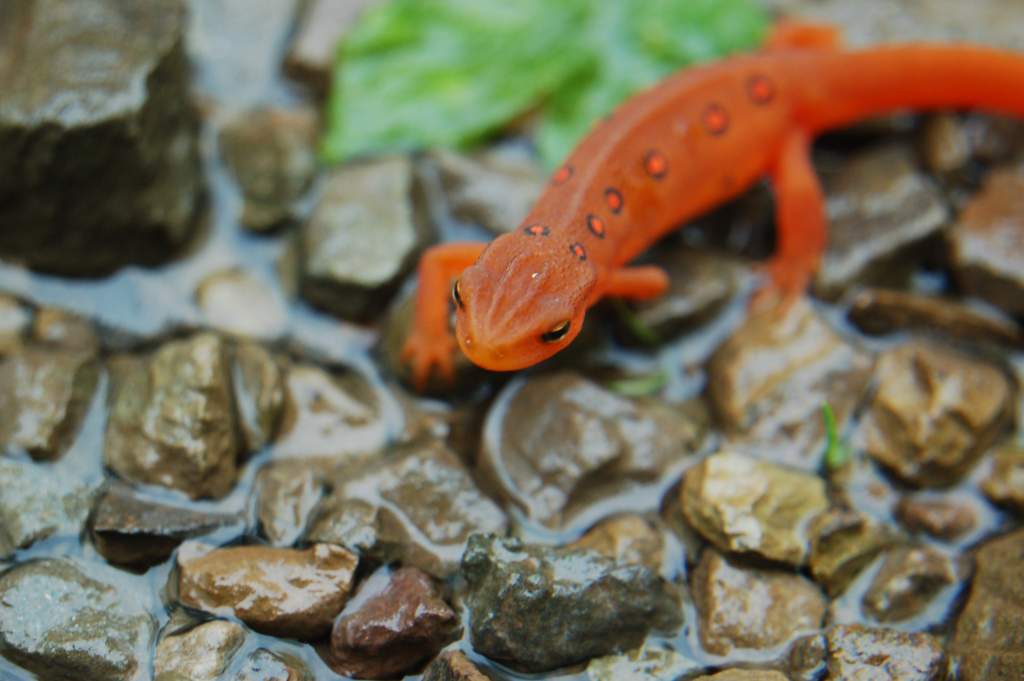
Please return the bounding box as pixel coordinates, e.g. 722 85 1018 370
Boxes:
402 21 1024 389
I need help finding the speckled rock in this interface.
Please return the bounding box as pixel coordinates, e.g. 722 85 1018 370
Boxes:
569 515 666 573
0 296 29 355
232 342 285 453
90 483 241 568
463 534 682 673
0 459 96 559
430 145 544 233
859 341 1011 487
0 0 201 274
0 344 99 461
862 544 962 623
950 168 1024 316
682 451 828 566
808 508 899 596
708 297 873 470
196 269 289 341
848 288 1023 348
950 529 1024 680
691 550 826 656
327 441 507 577
827 625 947 681
300 157 432 321
231 649 312 681
691 670 789 681
895 495 978 540
981 444 1024 513
480 372 705 531
177 541 358 640
219 107 317 231
104 333 241 499
155 620 245 681
256 462 324 547
813 145 949 298
785 633 829 681
586 645 702 681
0 559 154 681
328 567 460 679
286 0 382 93
422 651 491 681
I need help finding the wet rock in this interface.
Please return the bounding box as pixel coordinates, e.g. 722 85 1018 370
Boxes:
862 545 961 623
232 649 312 681
328 567 460 679
586 645 702 681
0 0 201 274
232 342 285 453
480 372 705 531
708 298 873 470
981 444 1024 512
430 146 544 234
105 333 241 499
90 483 241 568
0 558 154 681
274 363 390 464
895 495 978 540
177 541 358 640
305 496 380 555
256 462 324 547
196 269 289 341
286 0 382 94
692 672 788 681
691 550 827 656
859 341 1011 487
949 528 1024 680
463 534 682 673
0 296 29 355
848 288 1023 348
0 459 95 559
808 508 899 596
950 168 1024 316
32 308 99 354
155 619 245 681
328 441 506 577
0 345 99 460
813 145 949 298
219 107 318 231
826 625 947 681
300 157 432 322
422 651 492 681
681 451 828 566
569 514 665 573
785 633 828 681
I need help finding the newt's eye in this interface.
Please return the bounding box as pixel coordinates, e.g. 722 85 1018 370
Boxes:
541 320 571 343
452 279 465 309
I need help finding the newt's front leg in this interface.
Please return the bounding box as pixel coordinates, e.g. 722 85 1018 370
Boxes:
401 241 487 390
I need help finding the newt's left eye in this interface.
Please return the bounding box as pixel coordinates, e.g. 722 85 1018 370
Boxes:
541 320 571 343
452 279 465 309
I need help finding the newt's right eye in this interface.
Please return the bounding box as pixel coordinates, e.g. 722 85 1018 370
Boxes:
452 279 465 309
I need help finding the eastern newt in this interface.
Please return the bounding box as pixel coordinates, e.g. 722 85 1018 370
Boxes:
401 21 1024 389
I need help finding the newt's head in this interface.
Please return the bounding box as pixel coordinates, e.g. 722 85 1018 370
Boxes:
452 232 597 371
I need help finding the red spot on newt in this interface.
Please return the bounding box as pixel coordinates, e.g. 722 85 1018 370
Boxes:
586 214 606 238
569 242 587 260
702 103 730 135
604 188 624 213
551 165 573 185
644 150 668 179
524 224 550 236
748 74 776 104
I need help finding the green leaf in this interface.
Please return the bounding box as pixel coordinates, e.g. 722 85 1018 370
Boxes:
822 403 851 471
322 0 766 165
606 371 668 397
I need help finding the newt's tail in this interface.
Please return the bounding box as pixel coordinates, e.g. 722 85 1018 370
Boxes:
793 45 1024 133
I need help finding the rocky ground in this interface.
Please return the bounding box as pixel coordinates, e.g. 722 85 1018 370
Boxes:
0 0 1023 680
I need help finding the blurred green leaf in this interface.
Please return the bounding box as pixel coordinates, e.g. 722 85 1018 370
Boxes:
606 371 668 397
323 0 766 166
822 402 851 471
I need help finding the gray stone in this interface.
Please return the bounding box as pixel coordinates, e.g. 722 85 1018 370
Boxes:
255 462 324 547
196 269 289 341
155 620 245 681
231 649 312 681
586 645 702 681
826 625 947 681
0 459 96 559
231 342 285 453
286 0 383 94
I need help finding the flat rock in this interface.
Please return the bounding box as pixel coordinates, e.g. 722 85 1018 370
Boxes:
232 342 285 453
104 333 241 499
155 620 245 681
196 269 289 341
286 0 382 94
895 495 978 540
981 443 1024 513
328 567 460 679
862 544 962 623
0 344 99 460
90 483 241 568
691 550 826 657
708 297 873 470
826 625 947 681
0 558 154 681
949 529 1024 679
422 651 491 681
569 514 666 573
0 459 96 559
480 372 705 531
949 168 1024 316
255 462 324 547
177 541 358 640
682 450 828 566
859 341 1011 487
586 645 702 681
463 534 682 673
231 649 312 681
0 0 201 274
809 508 900 596
219 107 318 231
300 156 432 322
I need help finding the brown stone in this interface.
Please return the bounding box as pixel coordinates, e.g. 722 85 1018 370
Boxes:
286 0 382 94
981 444 1024 513
421 651 491 681
809 508 899 596
255 462 324 547
862 545 961 623
826 625 946 681
154 620 245 681
569 514 665 572
691 670 789 681
895 495 978 540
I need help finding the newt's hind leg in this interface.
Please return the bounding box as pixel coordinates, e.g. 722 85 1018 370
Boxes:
758 130 827 306
765 19 842 51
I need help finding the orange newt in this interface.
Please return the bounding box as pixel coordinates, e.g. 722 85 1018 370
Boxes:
401 21 1024 389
